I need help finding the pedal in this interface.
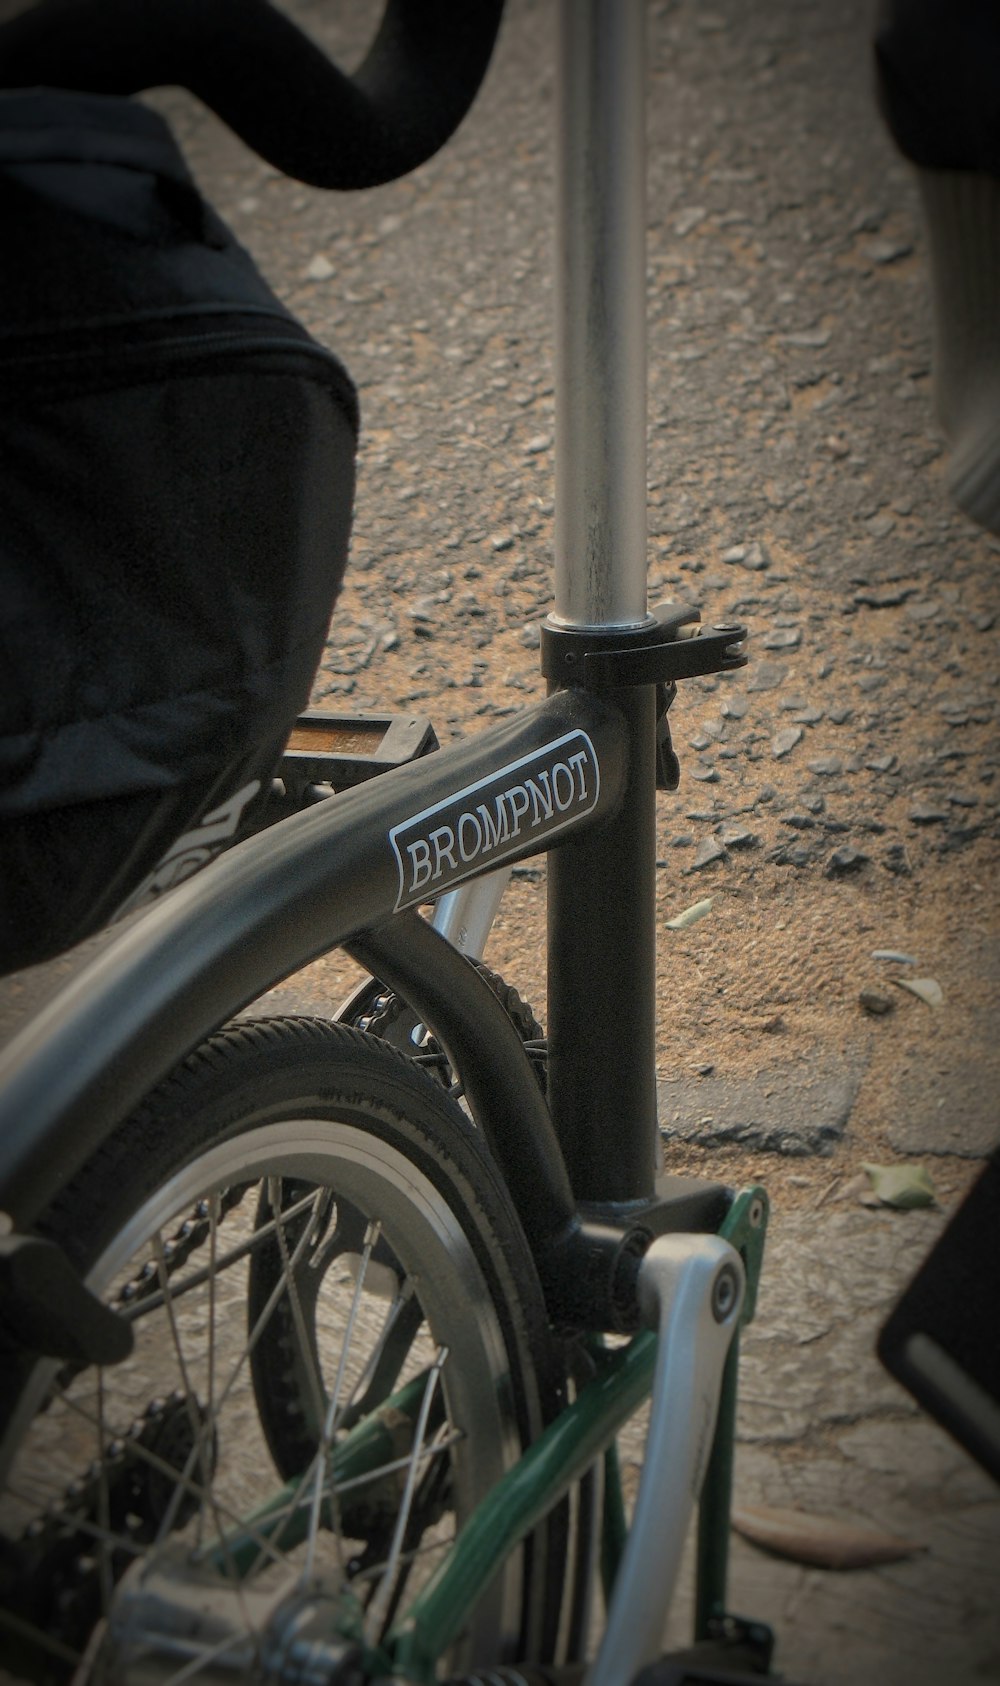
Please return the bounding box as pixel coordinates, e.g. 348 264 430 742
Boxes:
280 709 438 797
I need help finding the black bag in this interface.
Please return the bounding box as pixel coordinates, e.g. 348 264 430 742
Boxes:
0 88 358 974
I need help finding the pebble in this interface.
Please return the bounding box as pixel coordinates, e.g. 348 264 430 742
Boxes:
771 843 812 868
825 846 869 878
781 813 816 829
859 988 894 1015
304 253 335 281
908 803 949 824
722 541 770 571
792 706 824 725
762 627 802 650
867 754 896 772
690 765 720 784
746 661 787 693
872 950 917 964
717 823 759 849
883 843 913 875
828 706 853 724
771 726 803 759
689 837 728 870
864 237 914 265
854 586 916 608
946 790 979 807
808 757 843 776
721 694 749 720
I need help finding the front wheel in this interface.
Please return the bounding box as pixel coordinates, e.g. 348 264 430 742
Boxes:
0 1019 569 1682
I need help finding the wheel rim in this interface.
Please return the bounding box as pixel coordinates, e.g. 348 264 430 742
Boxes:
0 1119 528 1682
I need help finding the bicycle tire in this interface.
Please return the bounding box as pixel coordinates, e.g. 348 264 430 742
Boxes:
0 1017 572 1683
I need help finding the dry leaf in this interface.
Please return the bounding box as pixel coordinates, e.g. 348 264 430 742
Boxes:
893 976 944 1008
665 897 715 931
861 1162 936 1209
731 1504 924 1570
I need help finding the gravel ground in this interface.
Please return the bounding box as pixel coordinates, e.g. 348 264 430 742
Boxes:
2 1 998 1682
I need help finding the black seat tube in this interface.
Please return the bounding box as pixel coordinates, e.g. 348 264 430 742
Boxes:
546 682 658 1205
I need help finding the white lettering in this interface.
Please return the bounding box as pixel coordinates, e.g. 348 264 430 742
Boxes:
525 772 554 825
567 749 590 800
407 838 433 892
506 784 531 835
476 798 510 851
430 825 458 879
457 810 483 862
552 761 575 810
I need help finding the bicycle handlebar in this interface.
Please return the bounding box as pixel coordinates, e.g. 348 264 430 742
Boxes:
0 0 505 188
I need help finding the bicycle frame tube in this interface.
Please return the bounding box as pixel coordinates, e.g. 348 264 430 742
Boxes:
546 0 661 1205
555 0 648 629
0 689 627 1231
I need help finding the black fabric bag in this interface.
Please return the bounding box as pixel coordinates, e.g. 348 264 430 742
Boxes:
0 88 358 974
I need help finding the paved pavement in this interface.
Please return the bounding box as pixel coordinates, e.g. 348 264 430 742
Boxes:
1 1 998 1682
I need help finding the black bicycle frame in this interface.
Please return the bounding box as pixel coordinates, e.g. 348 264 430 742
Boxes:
0 689 629 1236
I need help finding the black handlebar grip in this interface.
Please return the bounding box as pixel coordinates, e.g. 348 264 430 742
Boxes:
0 0 505 188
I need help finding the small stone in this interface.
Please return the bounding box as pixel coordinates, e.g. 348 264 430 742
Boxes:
304 253 335 281
828 706 853 725
770 843 812 868
675 205 709 236
947 790 979 807
762 627 802 651
906 601 938 623
863 237 914 265
883 843 913 876
717 824 759 849
792 706 824 725
854 586 915 609
525 434 552 455
520 624 541 648
688 837 728 870
804 794 825 814
808 757 843 776
972 611 997 632
909 803 949 824
781 812 817 830
491 534 514 552
381 631 400 651
867 754 896 772
690 765 720 784
864 513 896 539
860 988 894 1015
746 661 786 693
857 674 886 694
780 328 831 348
721 694 749 720
723 540 769 572
772 726 803 759
825 847 870 878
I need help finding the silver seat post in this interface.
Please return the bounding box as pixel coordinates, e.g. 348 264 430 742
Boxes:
554 0 649 631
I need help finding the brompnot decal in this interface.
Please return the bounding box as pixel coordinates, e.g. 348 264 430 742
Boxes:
390 730 600 908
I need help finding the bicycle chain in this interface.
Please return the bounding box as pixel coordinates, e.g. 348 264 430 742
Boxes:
353 964 549 1093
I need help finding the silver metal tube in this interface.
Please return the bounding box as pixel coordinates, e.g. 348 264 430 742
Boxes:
430 866 512 960
586 1235 745 1686
554 0 649 629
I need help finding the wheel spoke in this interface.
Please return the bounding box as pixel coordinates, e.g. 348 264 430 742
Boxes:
363 1345 448 1647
